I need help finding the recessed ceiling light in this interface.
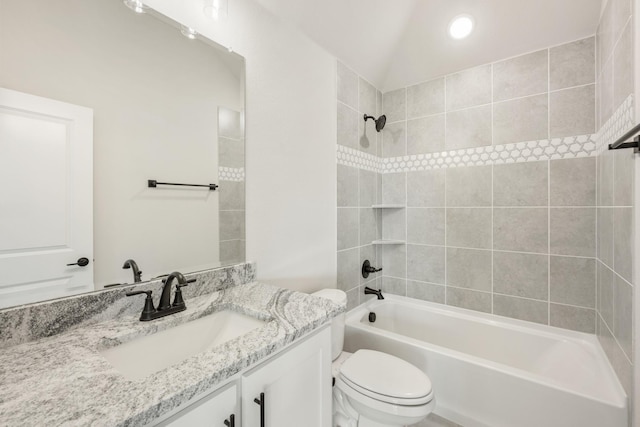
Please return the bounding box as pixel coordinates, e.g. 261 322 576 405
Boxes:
448 14 474 40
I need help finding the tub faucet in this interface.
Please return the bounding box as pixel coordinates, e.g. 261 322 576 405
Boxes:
364 286 384 300
122 259 142 283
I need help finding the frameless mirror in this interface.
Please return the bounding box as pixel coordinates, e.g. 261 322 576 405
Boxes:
0 0 245 309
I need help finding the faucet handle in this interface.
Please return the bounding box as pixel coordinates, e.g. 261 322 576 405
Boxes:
126 290 157 321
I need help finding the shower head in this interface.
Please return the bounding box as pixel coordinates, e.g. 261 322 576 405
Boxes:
363 114 387 132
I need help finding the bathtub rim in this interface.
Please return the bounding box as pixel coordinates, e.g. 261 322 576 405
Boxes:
346 294 627 410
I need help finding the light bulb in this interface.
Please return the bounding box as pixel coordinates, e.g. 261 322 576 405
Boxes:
448 15 474 40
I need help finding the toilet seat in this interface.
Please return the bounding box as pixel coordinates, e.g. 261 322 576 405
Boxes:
339 350 433 406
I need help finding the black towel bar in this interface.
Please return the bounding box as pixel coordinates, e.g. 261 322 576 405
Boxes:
148 180 218 191
609 122 640 151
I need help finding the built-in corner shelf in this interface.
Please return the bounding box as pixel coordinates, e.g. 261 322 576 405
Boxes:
371 204 405 209
371 240 406 245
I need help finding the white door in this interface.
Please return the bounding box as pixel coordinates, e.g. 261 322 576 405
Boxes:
242 327 332 427
0 88 93 308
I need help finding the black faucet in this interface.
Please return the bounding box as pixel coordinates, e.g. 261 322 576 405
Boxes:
122 259 143 283
364 286 384 300
126 271 196 321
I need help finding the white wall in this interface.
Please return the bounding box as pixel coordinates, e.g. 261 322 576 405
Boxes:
634 0 640 424
144 0 338 292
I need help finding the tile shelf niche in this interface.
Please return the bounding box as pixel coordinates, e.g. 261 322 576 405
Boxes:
371 240 406 245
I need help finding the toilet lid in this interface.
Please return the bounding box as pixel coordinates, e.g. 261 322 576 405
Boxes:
339 350 432 403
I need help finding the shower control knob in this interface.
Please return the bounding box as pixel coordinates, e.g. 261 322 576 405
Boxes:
362 260 382 279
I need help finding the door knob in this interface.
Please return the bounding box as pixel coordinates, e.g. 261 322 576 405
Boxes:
67 257 90 267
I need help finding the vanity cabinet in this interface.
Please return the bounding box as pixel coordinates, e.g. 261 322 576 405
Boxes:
153 326 331 427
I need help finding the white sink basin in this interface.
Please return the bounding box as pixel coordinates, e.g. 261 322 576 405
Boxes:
100 310 266 380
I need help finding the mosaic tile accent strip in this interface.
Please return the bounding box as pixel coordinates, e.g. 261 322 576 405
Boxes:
219 167 245 181
337 135 597 173
596 95 635 153
336 144 382 172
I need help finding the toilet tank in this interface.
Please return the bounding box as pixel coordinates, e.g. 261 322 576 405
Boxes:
312 289 346 361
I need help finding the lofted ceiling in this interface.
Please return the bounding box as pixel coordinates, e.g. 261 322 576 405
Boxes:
253 0 601 91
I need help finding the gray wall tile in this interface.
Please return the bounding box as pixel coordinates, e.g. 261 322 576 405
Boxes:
383 88 407 123
359 169 377 207
338 208 359 250
446 64 492 110
380 276 407 297
219 137 244 168
337 61 358 109
359 77 376 116
407 115 445 154
550 37 595 90
614 149 634 207
407 208 445 245
382 121 406 158
219 240 245 263
597 261 614 328
407 244 445 284
613 208 633 283
493 251 548 300
550 303 595 333
550 157 596 206
337 165 359 207
447 287 492 313
550 85 596 138
494 208 548 253
382 173 406 205
346 287 359 311
550 208 596 257
219 181 245 210
337 102 358 149
493 94 548 145
599 58 614 125
446 165 492 207
382 208 406 241
550 256 596 308
493 50 548 102
597 317 633 397
598 151 614 206
446 105 492 149
407 78 445 118
494 161 548 206
597 207 614 267
613 274 633 358
359 117 378 155
360 208 379 247
337 248 359 292
493 294 548 325
382 244 406 278
219 210 244 241
407 170 445 207
446 248 492 291
447 208 492 249
613 22 633 108
407 281 445 303
359 244 379 285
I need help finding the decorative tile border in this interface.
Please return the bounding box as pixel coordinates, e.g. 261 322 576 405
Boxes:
596 95 635 153
219 167 245 182
337 135 597 174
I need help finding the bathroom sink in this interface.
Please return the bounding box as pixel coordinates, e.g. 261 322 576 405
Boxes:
100 310 266 380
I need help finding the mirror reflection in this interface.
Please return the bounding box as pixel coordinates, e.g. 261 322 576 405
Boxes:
0 0 246 308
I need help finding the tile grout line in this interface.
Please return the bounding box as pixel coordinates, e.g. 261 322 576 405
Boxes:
491 62 495 315
548 48 552 327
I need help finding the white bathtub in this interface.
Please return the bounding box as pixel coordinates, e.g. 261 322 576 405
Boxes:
344 295 627 427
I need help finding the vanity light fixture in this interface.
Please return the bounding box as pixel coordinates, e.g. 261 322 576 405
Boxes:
180 25 198 40
123 0 148 14
203 0 228 21
448 14 474 40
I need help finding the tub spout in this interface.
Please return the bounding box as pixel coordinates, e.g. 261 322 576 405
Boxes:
364 286 384 300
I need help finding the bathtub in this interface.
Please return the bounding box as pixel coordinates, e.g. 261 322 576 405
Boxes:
344 295 627 427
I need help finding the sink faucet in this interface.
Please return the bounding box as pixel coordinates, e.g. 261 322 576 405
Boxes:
126 271 196 321
364 286 384 300
122 259 143 283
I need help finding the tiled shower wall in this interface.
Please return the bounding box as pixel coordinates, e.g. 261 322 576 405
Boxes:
595 0 635 398
376 37 599 333
218 107 246 264
336 62 384 310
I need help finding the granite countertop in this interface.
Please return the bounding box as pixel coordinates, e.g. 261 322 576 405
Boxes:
0 282 343 426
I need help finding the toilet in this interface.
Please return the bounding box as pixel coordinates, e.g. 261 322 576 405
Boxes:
313 289 434 427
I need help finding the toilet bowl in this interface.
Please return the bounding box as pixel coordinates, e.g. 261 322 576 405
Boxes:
312 289 434 427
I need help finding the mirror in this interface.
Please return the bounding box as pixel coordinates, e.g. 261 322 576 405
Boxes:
0 0 245 308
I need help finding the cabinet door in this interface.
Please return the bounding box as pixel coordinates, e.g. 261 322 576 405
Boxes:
159 383 238 427
242 326 332 427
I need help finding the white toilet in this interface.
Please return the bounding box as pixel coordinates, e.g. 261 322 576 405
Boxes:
313 289 434 427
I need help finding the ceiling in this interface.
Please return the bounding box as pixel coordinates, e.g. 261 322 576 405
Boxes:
253 0 602 91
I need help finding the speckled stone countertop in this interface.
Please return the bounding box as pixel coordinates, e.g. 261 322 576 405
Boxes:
0 282 343 426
